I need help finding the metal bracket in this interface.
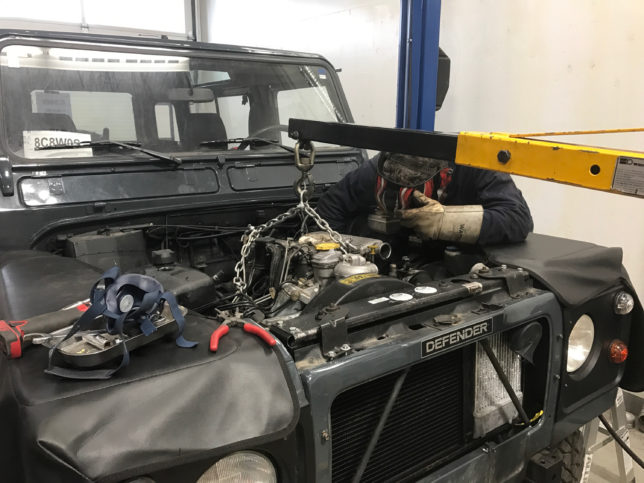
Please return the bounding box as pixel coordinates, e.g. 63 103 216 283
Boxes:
0 157 14 196
318 306 350 359
525 449 562 482
294 141 316 200
433 314 463 325
476 266 531 298
288 119 457 161
294 141 315 172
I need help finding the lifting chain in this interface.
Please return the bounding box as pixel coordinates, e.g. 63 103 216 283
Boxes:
232 141 354 298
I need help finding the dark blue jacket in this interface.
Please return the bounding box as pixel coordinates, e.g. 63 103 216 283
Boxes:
316 157 533 245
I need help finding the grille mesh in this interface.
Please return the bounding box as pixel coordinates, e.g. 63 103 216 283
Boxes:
474 333 521 413
331 349 465 483
473 333 522 437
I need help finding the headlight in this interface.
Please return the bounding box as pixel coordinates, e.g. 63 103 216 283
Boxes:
197 451 277 483
567 314 595 373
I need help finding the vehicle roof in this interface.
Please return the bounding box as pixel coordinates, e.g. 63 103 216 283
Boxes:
0 29 331 63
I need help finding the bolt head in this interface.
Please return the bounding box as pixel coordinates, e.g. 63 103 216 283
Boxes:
497 150 511 164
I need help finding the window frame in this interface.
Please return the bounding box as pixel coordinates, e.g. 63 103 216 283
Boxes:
0 34 353 166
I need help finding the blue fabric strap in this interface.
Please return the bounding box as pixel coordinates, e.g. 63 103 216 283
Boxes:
45 267 197 380
162 291 197 348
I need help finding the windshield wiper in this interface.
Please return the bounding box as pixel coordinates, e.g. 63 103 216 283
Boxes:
37 141 182 166
200 137 295 153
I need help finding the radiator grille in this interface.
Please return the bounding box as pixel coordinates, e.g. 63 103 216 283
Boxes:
330 349 465 483
473 333 522 437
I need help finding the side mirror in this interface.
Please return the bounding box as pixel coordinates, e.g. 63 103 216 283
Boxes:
436 48 450 111
167 88 214 103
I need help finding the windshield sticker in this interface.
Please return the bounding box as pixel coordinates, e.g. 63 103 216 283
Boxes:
32 91 72 116
368 297 389 305
23 130 91 159
613 157 644 195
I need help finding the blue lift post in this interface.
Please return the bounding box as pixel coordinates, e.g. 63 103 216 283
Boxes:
396 0 442 131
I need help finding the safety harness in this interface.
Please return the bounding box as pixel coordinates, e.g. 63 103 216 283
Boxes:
46 267 196 379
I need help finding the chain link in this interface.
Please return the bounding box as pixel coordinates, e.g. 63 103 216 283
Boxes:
300 195 352 251
232 207 299 296
232 141 357 299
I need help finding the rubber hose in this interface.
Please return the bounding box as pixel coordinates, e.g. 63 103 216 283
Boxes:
598 414 644 470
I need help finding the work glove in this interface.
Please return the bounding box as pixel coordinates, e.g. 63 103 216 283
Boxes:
399 191 484 244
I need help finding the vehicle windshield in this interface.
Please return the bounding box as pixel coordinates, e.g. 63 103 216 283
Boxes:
0 42 348 160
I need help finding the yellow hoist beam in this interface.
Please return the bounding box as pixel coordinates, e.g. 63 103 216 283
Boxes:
455 129 644 198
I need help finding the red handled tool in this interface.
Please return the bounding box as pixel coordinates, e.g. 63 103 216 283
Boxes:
0 299 90 359
0 320 28 358
209 314 276 352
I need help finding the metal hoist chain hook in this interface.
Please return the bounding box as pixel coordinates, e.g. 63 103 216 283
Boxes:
232 140 354 299
294 140 316 204
293 141 353 251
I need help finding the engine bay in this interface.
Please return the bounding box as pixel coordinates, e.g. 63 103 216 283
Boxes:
44 204 487 355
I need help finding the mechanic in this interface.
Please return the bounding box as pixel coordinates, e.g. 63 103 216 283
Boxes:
316 153 533 245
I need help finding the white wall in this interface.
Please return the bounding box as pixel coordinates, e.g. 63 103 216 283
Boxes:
436 0 644 294
0 0 188 38
204 0 400 126
207 0 643 293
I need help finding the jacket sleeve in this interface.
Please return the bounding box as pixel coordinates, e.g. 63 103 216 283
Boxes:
315 158 378 231
446 166 533 244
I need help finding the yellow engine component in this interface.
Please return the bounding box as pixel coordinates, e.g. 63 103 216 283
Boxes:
315 242 341 251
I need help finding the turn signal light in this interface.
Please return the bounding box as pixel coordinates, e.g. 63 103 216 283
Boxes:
608 340 628 364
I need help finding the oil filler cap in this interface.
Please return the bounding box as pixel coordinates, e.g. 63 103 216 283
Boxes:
389 292 413 302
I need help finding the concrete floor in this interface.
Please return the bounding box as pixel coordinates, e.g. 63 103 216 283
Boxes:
589 419 644 482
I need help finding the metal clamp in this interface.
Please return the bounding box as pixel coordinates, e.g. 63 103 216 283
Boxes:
294 172 314 201
477 267 531 298
318 306 350 359
294 141 315 172
294 141 316 201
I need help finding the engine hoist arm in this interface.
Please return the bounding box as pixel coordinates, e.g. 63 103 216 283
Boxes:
288 119 644 199
455 128 644 198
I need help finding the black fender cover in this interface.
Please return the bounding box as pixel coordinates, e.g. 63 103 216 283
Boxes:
0 313 299 482
485 233 644 392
